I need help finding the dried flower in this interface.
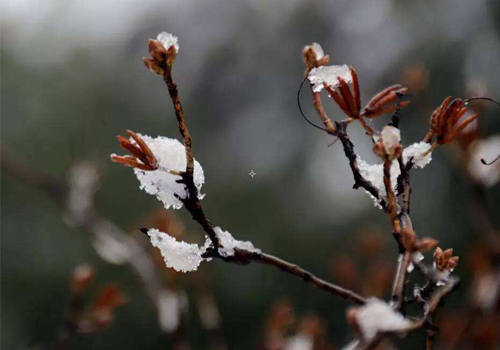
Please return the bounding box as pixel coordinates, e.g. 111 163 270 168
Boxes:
427 97 478 145
434 247 459 272
111 130 158 171
361 85 409 119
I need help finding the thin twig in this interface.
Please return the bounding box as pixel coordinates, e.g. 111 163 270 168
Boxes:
334 121 388 211
161 64 366 305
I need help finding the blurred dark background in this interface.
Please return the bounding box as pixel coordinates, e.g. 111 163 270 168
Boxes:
2 0 500 349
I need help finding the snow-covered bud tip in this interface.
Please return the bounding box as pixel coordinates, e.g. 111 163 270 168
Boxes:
302 42 329 69
157 32 179 54
71 264 95 294
374 126 402 160
111 130 158 171
146 32 179 69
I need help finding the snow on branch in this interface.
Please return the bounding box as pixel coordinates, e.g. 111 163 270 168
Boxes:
357 141 432 208
348 298 413 341
144 226 260 272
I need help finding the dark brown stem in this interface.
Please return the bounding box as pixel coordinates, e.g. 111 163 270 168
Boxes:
334 121 388 211
162 66 220 250
208 249 366 304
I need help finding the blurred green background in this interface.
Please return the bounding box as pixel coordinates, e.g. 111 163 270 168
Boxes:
2 0 500 349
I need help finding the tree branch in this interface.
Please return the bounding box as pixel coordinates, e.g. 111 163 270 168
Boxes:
161 63 366 306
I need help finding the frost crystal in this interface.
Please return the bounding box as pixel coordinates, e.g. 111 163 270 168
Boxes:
132 134 205 210
468 135 500 187
356 298 412 341
157 32 179 53
307 65 352 93
214 227 260 257
148 229 204 272
357 141 433 208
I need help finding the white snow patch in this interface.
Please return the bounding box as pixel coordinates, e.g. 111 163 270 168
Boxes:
148 229 204 272
357 142 433 207
403 142 432 168
157 32 179 53
307 65 352 93
356 298 413 341
132 134 205 210
214 227 260 257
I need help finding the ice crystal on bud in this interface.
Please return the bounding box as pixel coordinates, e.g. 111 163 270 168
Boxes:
308 65 352 93
214 227 260 257
132 134 204 210
147 229 204 272
355 298 412 341
381 126 401 154
157 32 179 53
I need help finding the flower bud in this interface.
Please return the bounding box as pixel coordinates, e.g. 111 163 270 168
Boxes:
302 43 330 69
148 39 168 62
143 57 164 75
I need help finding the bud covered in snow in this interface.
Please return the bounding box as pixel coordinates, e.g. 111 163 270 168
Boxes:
302 42 329 69
374 126 403 160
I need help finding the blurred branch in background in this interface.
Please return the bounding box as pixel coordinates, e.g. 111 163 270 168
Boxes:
1 146 226 350
29 264 126 350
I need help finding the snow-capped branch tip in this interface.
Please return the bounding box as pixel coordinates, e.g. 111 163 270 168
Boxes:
302 42 329 69
374 126 403 160
144 32 179 74
142 227 260 273
111 130 158 171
